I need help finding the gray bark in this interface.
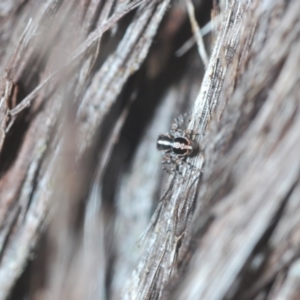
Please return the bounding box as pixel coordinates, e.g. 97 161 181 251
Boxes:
0 1 299 300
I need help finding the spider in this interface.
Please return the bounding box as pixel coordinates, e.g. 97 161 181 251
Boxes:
157 114 199 174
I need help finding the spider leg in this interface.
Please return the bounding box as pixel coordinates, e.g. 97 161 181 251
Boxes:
170 113 191 135
171 113 197 137
178 156 203 174
160 153 201 177
161 153 176 175
184 128 200 139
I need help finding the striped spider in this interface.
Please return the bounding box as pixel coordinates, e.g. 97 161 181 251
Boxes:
157 114 199 175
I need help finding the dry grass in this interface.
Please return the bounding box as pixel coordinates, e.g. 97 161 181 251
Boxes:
0 1 299 300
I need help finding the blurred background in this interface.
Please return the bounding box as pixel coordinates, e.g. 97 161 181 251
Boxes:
0 1 211 299
1 1 300 300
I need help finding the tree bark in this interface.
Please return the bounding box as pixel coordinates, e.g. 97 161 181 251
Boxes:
0 0 299 300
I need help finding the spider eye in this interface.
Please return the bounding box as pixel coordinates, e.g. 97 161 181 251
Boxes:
174 137 188 145
173 137 189 155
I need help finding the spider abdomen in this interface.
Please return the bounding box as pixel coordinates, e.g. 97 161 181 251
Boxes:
157 134 173 152
157 134 197 157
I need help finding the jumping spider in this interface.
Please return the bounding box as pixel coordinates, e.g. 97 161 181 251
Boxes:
157 114 199 175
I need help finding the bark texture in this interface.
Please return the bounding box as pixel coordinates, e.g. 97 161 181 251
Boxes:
0 0 299 300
